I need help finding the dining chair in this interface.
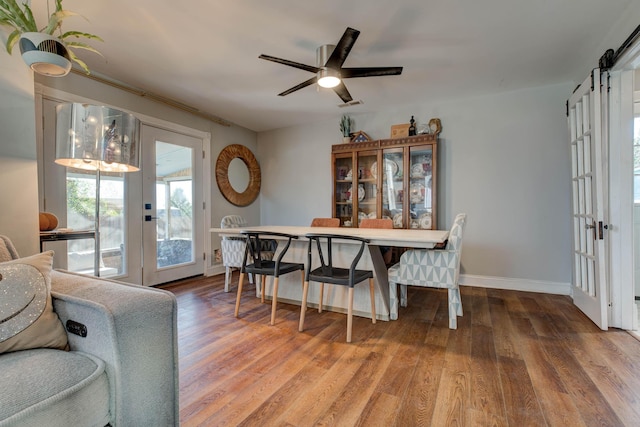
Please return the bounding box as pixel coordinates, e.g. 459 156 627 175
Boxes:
310 217 340 227
387 213 467 328
359 218 393 265
234 231 305 326
299 233 376 343
220 215 276 292
220 215 248 292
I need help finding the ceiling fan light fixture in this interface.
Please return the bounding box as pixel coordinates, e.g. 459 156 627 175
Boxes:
259 28 402 102
317 68 341 88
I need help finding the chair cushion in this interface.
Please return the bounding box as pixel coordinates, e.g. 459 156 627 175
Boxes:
221 239 246 267
388 249 458 288
245 261 303 277
309 266 373 287
0 252 68 354
0 349 110 427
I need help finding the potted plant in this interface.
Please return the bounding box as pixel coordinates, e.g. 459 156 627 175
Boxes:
0 0 102 76
340 115 352 143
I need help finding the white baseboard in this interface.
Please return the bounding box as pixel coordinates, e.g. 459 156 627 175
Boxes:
206 265 226 277
460 274 571 296
204 268 572 296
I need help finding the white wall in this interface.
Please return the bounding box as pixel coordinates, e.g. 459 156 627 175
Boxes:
0 50 39 256
258 82 574 289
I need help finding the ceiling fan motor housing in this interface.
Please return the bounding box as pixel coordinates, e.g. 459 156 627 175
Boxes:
316 44 336 67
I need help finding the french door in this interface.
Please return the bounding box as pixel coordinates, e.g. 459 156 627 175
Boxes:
40 97 206 285
567 69 609 330
140 125 204 286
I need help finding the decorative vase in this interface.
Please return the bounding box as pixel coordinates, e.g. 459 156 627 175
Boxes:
342 136 351 143
19 32 72 77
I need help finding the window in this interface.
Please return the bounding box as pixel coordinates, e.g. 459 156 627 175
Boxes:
66 171 125 276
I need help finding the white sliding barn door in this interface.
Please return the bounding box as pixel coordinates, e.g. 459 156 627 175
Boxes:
567 69 608 330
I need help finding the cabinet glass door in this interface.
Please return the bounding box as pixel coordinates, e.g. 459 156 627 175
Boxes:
334 154 353 226
356 151 378 226
382 149 404 228
408 145 434 229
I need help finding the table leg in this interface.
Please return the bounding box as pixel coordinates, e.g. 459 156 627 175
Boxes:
367 245 390 316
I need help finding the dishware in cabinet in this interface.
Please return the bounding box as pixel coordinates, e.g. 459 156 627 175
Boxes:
333 152 354 226
355 150 379 226
408 144 436 229
380 148 404 228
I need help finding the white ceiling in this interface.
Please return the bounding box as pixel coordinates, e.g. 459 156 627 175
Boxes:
39 0 634 132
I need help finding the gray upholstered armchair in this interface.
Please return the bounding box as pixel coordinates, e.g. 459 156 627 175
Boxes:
0 235 179 427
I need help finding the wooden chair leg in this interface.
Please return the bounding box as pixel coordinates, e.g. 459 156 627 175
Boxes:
369 278 376 324
299 280 309 332
234 272 245 317
270 277 279 326
318 283 324 313
261 275 266 303
347 287 354 343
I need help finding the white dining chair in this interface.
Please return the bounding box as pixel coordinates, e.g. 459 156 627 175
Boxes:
220 215 277 292
388 213 467 329
220 215 249 292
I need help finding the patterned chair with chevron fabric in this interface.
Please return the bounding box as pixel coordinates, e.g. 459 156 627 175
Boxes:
220 215 276 292
220 215 249 292
387 213 467 328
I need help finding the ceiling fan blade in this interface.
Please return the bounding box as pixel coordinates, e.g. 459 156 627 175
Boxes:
278 76 318 96
325 27 360 69
332 81 353 103
341 67 404 78
259 54 320 74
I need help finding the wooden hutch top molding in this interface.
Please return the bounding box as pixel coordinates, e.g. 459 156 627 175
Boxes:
332 134 438 153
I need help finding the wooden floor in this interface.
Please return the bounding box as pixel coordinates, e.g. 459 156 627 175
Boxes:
161 272 640 427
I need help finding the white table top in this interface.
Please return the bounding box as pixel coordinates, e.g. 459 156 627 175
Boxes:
210 225 448 249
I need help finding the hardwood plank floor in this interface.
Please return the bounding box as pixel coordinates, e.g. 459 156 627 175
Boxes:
161 272 640 426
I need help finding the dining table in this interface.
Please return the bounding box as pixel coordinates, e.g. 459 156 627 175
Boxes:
210 225 449 321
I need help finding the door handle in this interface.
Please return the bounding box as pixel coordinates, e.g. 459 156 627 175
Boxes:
144 215 158 222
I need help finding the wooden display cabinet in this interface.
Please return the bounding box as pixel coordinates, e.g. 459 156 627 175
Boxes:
332 134 438 229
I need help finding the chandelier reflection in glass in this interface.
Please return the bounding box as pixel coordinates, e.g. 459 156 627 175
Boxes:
55 103 140 172
54 103 140 277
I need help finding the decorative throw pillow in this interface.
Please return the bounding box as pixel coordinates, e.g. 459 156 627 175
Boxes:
0 235 17 263
0 251 68 354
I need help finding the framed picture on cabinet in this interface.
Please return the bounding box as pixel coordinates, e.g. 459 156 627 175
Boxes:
390 123 410 138
351 130 371 143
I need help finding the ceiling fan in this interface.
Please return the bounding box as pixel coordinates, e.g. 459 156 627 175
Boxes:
259 27 403 103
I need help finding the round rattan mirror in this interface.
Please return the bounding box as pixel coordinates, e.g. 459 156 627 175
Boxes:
215 144 261 206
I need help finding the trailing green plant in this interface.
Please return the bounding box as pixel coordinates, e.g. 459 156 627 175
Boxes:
0 0 103 73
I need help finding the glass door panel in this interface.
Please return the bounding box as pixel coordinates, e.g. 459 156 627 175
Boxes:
153 141 194 269
408 145 434 229
356 151 378 225
382 149 404 228
334 153 353 226
142 125 204 286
